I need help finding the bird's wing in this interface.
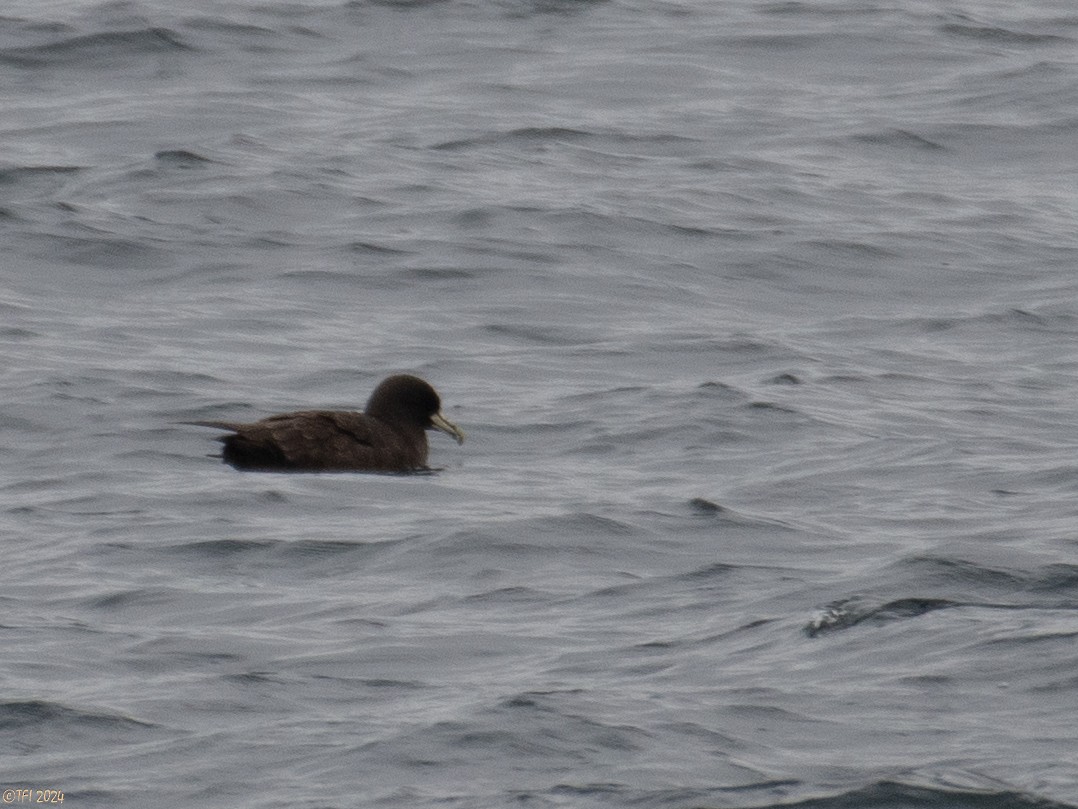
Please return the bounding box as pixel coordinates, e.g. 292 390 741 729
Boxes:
258 410 430 471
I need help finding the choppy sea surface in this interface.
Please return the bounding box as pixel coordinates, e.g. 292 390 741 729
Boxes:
3 0 1078 806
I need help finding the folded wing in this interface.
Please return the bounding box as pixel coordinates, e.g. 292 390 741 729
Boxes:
199 410 428 472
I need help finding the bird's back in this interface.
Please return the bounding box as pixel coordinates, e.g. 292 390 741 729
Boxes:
203 410 429 472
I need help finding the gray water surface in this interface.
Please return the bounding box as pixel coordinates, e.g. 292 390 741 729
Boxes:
3 1 1078 807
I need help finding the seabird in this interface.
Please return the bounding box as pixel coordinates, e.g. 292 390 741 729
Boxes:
191 374 464 472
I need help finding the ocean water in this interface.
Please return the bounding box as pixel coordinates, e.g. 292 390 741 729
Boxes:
3 0 1078 806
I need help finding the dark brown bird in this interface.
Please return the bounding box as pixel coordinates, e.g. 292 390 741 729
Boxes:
191 374 465 472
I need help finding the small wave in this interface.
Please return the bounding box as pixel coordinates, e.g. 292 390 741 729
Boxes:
799 238 901 259
941 22 1072 46
688 496 725 515
895 307 1078 337
0 699 156 733
396 266 476 282
153 149 214 168
43 234 174 271
0 27 193 69
86 588 180 611
484 322 597 346
275 268 374 284
893 554 1031 591
165 538 279 558
850 128 947 151
276 538 401 562
539 511 646 537
500 0 610 15
1026 563 1078 595
0 326 38 339
430 126 598 151
680 561 742 582
769 777 1076 809
0 165 83 186
429 512 647 562
808 553 1078 636
430 126 697 155
221 670 288 686
805 596 961 637
344 240 411 256
768 372 803 385
461 586 549 604
642 499 797 534
355 0 452 8
160 537 403 567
